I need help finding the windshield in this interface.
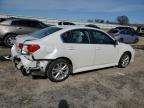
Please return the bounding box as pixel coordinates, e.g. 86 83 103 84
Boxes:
30 26 62 38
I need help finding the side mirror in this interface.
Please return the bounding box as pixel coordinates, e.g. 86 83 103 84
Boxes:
114 40 118 45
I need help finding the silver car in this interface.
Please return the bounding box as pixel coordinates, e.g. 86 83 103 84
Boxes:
0 18 49 47
108 29 139 43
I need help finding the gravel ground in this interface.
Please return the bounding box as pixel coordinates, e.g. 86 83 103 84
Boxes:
0 46 144 108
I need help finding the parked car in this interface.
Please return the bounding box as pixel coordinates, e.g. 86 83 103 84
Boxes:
115 26 138 35
0 18 7 22
0 18 50 47
85 24 100 29
115 26 135 31
11 26 135 82
58 21 75 25
137 26 144 36
108 29 139 43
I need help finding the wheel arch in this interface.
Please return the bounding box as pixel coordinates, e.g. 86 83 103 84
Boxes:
55 57 73 67
3 33 18 39
45 56 73 75
119 51 132 63
45 57 73 81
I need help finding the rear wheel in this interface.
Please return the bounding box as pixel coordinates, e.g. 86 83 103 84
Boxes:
118 52 131 68
4 34 16 47
46 59 72 82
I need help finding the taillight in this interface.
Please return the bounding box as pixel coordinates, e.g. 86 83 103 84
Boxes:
18 43 23 49
27 44 40 53
18 43 40 54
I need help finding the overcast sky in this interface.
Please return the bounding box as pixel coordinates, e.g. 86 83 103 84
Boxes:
0 0 144 23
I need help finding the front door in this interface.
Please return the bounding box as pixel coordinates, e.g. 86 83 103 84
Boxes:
90 30 119 66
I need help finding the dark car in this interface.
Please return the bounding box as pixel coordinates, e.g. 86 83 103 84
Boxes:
0 18 50 47
58 21 75 25
85 24 100 29
115 26 134 30
0 18 7 22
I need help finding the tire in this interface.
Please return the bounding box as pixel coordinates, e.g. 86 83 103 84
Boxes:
21 68 29 76
4 34 16 47
134 38 139 43
118 52 131 68
46 59 72 82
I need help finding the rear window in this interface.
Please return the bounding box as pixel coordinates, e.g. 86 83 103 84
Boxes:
30 27 62 38
108 29 118 34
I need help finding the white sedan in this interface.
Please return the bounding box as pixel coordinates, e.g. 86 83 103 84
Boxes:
11 26 135 82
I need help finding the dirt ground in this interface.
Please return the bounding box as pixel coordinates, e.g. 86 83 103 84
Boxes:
0 44 144 108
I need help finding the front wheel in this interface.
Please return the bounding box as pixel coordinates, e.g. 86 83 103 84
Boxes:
46 59 72 82
118 52 131 68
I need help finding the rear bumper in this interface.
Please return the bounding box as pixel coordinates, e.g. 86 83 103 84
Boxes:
11 45 49 76
13 56 46 76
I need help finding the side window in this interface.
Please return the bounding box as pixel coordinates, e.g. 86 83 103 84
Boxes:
120 31 126 35
91 30 114 44
22 20 32 27
61 31 72 43
38 22 47 28
29 21 45 28
126 30 135 36
61 29 90 44
11 20 31 27
71 29 89 44
29 21 39 28
11 20 22 26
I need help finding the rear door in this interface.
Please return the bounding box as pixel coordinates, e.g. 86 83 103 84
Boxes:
61 29 95 70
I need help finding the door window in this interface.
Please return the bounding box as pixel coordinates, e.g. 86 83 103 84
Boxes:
120 31 126 35
11 20 32 27
61 29 90 44
91 30 114 44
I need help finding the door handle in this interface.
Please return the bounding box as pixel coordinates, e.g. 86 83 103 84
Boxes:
96 47 101 50
17 27 22 29
68 48 74 50
67 47 74 50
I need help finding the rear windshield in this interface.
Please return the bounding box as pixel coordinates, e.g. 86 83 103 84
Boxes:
30 27 62 38
108 29 118 34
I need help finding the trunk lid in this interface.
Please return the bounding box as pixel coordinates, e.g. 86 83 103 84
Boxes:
15 34 38 53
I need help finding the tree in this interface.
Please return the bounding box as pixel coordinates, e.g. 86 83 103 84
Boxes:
100 19 104 23
116 15 129 25
87 19 94 23
106 20 110 24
